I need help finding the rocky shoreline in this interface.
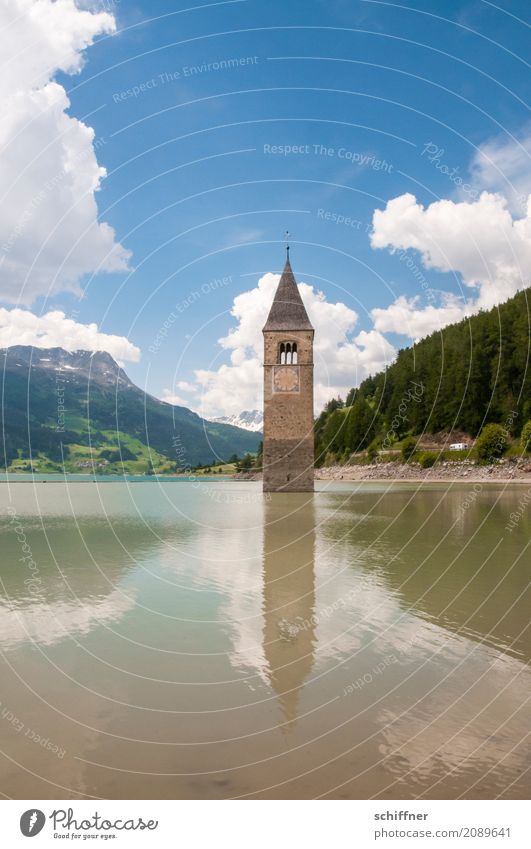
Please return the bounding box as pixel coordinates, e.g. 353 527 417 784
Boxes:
236 459 531 484
315 459 531 483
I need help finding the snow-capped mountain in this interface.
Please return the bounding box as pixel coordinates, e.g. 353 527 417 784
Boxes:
2 345 134 388
211 409 263 432
0 346 261 467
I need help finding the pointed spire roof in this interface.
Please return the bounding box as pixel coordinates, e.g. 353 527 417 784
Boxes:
263 252 314 332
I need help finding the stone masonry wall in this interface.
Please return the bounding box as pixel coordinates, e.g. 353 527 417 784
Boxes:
263 329 314 492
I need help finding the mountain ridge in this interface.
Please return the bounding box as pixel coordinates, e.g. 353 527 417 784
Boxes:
210 409 263 432
0 346 261 472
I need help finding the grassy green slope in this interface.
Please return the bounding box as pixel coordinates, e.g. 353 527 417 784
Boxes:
1 348 260 472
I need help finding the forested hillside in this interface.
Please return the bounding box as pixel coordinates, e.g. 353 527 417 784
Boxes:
315 290 531 463
0 346 260 472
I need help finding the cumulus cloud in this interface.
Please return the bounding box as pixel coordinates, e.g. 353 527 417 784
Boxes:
469 130 531 215
176 380 197 392
371 294 471 341
182 272 395 417
161 389 192 407
370 190 531 338
0 0 130 304
0 308 140 362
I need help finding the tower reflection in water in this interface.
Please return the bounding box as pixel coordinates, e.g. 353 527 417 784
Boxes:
262 494 317 724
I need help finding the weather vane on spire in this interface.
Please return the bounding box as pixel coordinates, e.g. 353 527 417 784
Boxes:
284 230 291 256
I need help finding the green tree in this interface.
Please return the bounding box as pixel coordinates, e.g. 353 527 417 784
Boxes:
475 423 508 463
520 421 531 453
236 453 254 471
418 451 436 469
367 441 379 462
344 398 378 451
401 436 417 461
320 408 347 455
313 289 531 458
345 387 357 407
324 396 344 413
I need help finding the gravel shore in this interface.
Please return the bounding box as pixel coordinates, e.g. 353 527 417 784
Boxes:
315 459 531 483
236 459 531 484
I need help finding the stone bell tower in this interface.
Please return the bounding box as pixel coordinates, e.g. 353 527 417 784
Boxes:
262 250 314 492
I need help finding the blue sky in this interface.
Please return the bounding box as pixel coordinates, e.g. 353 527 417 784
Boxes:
1 0 530 415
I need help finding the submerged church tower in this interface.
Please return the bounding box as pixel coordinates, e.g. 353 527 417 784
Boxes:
262 251 314 492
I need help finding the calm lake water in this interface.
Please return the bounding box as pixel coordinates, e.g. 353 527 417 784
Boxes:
0 480 529 799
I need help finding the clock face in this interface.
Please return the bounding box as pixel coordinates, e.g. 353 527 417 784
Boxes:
273 365 300 393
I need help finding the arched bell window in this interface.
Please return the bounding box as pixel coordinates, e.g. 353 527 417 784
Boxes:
278 341 297 364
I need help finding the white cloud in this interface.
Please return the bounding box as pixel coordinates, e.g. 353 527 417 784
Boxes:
189 272 395 417
469 130 531 215
177 380 197 392
0 0 130 304
371 294 470 341
161 382 200 408
370 190 531 338
161 389 192 407
0 308 140 362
